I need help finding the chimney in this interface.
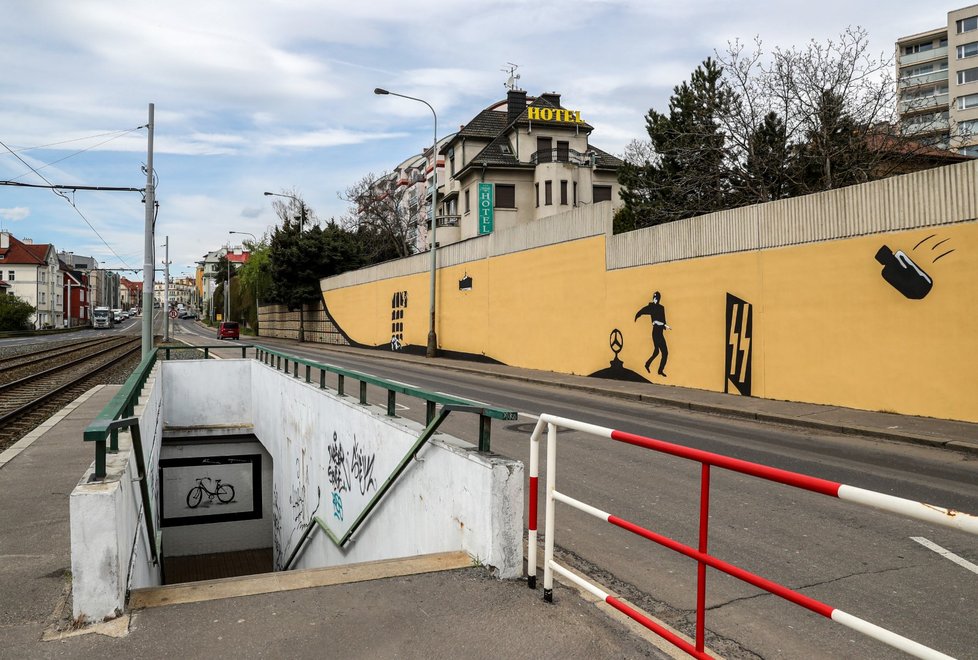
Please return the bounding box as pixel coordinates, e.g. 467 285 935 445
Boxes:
539 92 561 108
0 232 8 249
23 238 33 244
507 89 527 124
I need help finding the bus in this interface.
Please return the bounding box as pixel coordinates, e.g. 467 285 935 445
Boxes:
93 307 112 329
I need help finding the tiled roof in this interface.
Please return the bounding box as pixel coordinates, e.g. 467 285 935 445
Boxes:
588 145 624 170
0 234 51 265
470 135 526 167
456 109 509 139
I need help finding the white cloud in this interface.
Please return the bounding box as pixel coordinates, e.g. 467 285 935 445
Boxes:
0 207 30 222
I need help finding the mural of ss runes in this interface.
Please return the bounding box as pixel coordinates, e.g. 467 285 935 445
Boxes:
724 293 752 397
390 291 407 351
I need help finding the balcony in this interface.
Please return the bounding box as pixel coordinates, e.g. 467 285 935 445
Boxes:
424 215 460 229
901 111 950 135
898 46 948 67
530 147 594 167
899 93 950 114
898 70 949 89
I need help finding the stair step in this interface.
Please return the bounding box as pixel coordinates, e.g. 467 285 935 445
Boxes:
129 550 473 609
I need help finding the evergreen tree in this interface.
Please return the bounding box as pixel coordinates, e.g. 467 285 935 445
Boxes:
617 58 737 230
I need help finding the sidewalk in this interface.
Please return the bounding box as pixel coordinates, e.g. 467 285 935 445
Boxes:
239 333 978 456
0 383 677 660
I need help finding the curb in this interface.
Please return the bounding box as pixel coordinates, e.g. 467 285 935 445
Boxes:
241 338 978 456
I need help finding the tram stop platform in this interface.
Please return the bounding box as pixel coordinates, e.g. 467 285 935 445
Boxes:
0 385 677 659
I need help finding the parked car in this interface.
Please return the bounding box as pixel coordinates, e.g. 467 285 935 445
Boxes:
217 321 239 340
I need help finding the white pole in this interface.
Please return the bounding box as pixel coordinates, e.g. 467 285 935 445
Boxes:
543 422 557 602
163 236 170 342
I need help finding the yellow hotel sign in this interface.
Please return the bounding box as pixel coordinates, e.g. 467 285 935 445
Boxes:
527 106 585 124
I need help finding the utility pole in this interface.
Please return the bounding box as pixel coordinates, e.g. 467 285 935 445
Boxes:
225 239 230 323
141 103 156 357
163 236 170 342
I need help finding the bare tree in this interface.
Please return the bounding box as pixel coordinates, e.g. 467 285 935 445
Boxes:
339 171 419 261
718 27 935 200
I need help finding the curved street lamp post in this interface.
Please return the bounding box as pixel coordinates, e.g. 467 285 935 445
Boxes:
374 87 439 358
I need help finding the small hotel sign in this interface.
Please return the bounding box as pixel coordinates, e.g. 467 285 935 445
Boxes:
478 183 494 235
527 107 585 124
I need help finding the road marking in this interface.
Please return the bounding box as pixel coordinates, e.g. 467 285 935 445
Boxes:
388 379 418 388
518 412 540 420
911 536 978 575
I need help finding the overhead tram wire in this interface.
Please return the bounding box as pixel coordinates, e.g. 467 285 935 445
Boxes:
0 136 143 270
3 126 146 182
1 126 146 154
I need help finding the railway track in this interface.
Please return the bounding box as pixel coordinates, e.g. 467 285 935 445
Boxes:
0 336 142 452
0 336 124 384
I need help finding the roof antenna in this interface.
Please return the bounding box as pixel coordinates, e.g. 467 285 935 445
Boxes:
502 63 522 91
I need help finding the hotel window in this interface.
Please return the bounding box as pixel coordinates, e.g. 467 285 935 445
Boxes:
556 140 569 162
535 183 539 207
959 92 978 109
957 67 978 84
495 184 516 208
536 137 552 163
449 150 456 176
959 42 978 59
573 182 578 206
464 189 470 214
593 185 613 203
560 180 568 205
40 292 45 304
544 180 553 206
958 16 978 34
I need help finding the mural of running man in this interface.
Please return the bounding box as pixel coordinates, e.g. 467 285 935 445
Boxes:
634 291 671 377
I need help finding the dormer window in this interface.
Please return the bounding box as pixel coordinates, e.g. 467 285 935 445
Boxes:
499 143 512 155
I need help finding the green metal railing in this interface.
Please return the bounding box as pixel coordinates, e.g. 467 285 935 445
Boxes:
253 345 515 452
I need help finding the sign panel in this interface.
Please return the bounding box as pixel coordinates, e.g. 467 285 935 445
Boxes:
478 183 494 235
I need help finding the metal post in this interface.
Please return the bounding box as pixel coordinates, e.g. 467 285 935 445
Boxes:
141 103 155 357
225 238 230 322
163 236 170 342
543 422 557 602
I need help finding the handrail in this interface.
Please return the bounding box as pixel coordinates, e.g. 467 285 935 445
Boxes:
283 406 455 569
529 413 976 659
83 349 159 478
253 344 516 451
106 416 160 566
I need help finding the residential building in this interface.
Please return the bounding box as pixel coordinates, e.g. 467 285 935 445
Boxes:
369 88 623 252
896 3 978 155
59 251 121 310
0 231 62 328
120 277 142 308
60 260 89 327
200 246 249 320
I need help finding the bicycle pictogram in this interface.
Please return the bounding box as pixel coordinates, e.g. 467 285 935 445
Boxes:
186 477 235 508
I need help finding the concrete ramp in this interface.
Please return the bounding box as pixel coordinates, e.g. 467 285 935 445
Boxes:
130 550 473 609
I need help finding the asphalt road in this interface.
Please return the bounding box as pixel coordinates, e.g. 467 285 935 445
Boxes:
140 320 978 657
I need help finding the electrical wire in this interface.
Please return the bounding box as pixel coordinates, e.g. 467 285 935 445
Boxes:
0 136 134 269
2 126 146 154
4 126 144 182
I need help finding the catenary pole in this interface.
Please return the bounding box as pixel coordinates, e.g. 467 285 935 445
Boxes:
141 103 155 357
163 236 170 342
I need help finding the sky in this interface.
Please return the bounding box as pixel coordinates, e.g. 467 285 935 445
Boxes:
0 0 960 278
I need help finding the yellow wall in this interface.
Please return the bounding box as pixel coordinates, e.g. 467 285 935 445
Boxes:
324 221 978 422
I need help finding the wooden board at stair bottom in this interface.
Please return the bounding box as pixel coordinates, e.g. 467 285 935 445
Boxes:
129 551 474 609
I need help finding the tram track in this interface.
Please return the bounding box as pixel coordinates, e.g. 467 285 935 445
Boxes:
0 336 143 452
0 336 124 384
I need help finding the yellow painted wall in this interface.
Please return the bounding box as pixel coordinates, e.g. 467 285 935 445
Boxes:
323 221 978 422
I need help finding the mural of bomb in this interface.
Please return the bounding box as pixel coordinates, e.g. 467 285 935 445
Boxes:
875 245 932 300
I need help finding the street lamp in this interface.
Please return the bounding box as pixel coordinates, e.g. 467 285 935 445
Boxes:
230 230 259 336
374 87 439 358
263 191 307 231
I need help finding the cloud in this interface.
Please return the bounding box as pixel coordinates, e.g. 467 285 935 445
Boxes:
0 207 30 222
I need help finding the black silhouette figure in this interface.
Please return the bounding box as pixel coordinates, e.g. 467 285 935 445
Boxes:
634 291 671 377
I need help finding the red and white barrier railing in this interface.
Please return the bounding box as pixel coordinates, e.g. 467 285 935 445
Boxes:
527 413 977 660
